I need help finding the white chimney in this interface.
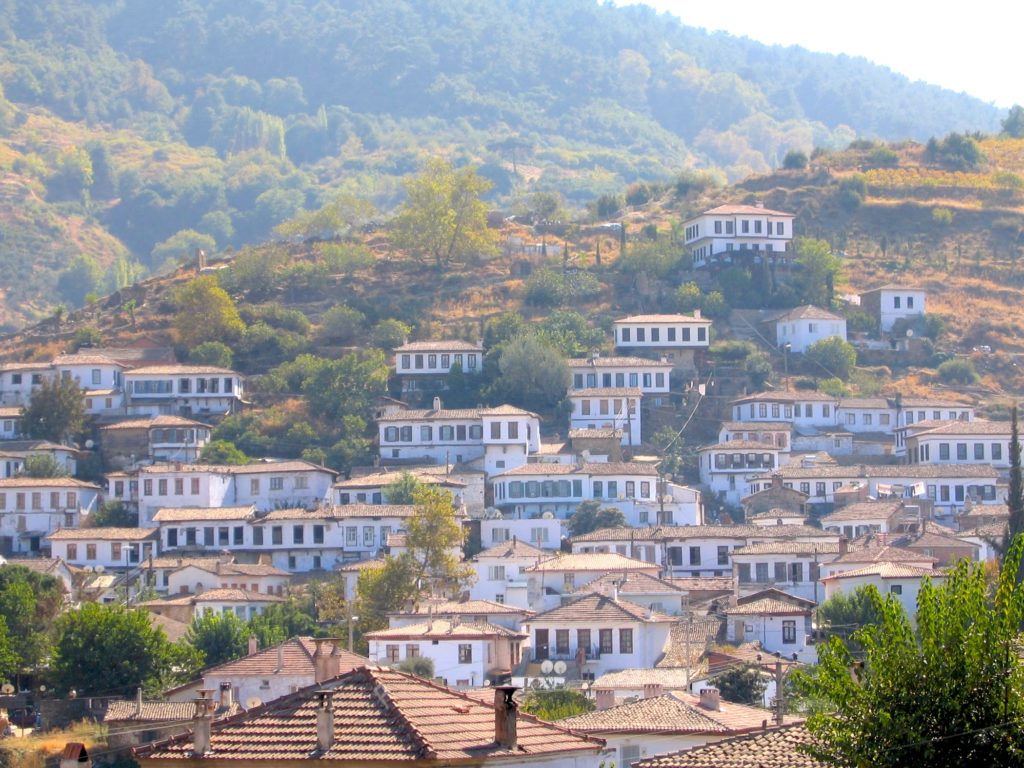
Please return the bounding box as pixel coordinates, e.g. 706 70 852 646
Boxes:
315 690 335 753
432 396 442 412
693 308 702 319
219 681 234 710
192 692 214 756
699 687 721 711
135 687 143 717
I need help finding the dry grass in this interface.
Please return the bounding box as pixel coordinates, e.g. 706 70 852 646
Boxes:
2 720 109 767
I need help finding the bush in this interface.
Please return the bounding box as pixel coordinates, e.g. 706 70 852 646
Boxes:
805 337 857 380
865 146 899 168
190 341 234 369
745 352 773 389
370 318 412 349
700 290 729 320
925 132 985 171
844 310 876 334
937 358 979 384
676 282 701 313
524 268 601 307
625 182 657 207
782 149 808 170
70 326 103 351
318 305 366 344
817 377 849 397
710 340 756 362
593 193 624 219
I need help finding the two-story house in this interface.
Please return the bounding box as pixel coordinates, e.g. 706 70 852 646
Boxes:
469 538 550 609
901 419 1015 470
123 365 245 417
100 415 213 469
392 340 483 398
613 314 711 372
568 355 673 407
0 363 52 406
767 305 847 354
698 440 789 504
859 284 927 332
523 551 661 613
683 203 795 268
0 477 101 555
567 388 642 447
730 541 843 602
47 526 159 569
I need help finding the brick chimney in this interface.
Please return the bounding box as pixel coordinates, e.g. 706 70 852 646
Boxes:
314 638 343 683
192 691 214 756
643 683 663 699
699 687 721 711
60 743 91 768
315 690 335 753
595 688 616 710
493 685 518 749
838 537 849 555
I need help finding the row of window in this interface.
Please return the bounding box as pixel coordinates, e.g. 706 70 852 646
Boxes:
398 353 479 371
891 295 916 309
164 523 393 548
912 441 1006 463
711 453 776 470
7 373 44 386
383 421 526 443
138 475 307 497
578 398 637 417
535 627 632 657
495 479 652 501
384 642 485 665
666 545 731 567
618 326 706 344
767 479 997 503
65 541 149 562
489 528 550 544
0 491 80 511
150 428 205 444
60 368 118 386
572 372 665 389
724 431 789 449
131 377 236 395
737 561 820 584
711 219 786 236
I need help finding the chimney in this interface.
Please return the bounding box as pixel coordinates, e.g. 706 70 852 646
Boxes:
219 681 234 711
693 308 702 319
314 638 343 683
643 683 663 699
595 689 616 710
135 686 143 717
610 583 619 602
432 396 442 412
248 635 258 656
699 687 721 711
315 690 335 753
60 743 91 768
771 473 782 489
276 645 284 672
192 692 214 756
838 537 849 555
195 247 207 271
754 201 764 209
493 686 518 749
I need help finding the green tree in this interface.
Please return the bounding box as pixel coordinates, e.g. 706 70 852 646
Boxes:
521 688 595 720
369 319 411 349
70 326 104 352
1002 105 1024 138
797 541 1024 767
816 585 884 651
174 276 245 348
391 158 497 268
50 604 177 696
57 255 103 308
794 237 843 307
354 555 422 638
936 357 979 384
744 351 773 389
275 193 375 241
488 335 569 413
151 229 216 268
782 149 808 170
19 454 68 478
805 337 857 380
317 306 366 345
708 665 767 705
186 611 250 669
566 501 627 537
999 405 1024 563
396 656 435 679
0 567 63 672
200 440 250 465
21 375 86 443
405 485 473 593
382 472 422 505
0 617 21 684
676 282 702 313
87 501 138 528
190 341 235 369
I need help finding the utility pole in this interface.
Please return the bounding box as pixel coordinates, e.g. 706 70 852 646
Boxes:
774 661 785 725
683 594 692 689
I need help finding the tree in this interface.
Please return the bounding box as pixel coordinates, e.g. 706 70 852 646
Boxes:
369 319 411 349
396 656 435 679
0 566 64 672
151 229 216 269
186 611 250 669
354 556 422 638
57 255 103 308
805 337 857 380
391 158 497 268
816 585 884 651
318 306 366 345
999 405 1024 564
488 335 569 413
936 357 979 385
173 276 245 348
200 440 250 465
708 665 767 705
190 341 234 369
21 375 86 443
794 237 843 307
50 603 177 696
782 149 808 170
0 618 21 684
19 454 68 478
275 192 375 241
382 472 422 504
521 688 594 720
797 541 1024 767
566 501 627 537
87 501 138 528
405 486 473 594
1003 105 1024 138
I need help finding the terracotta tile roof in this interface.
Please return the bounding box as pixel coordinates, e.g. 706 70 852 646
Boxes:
860 283 925 295
0 362 50 372
837 397 890 409
47 527 159 541
493 463 578 477
192 588 287 604
475 538 549 560
636 723 821 767
183 562 289 578
152 506 256 522
377 407 485 421
138 460 335 476
583 461 659 476
701 440 786 452
2 557 67 576
0 407 21 418
752 463 999 480
125 365 238 376
830 544 936 566
199 637 367 679
149 556 228 570
365 619 525 640
333 470 465 489
821 562 941 581
658 616 725 668
568 427 622 439
721 420 792 432
769 305 844 323
139 666 603 762
731 542 842 557
700 203 794 217
906 418 1011 436
820 500 903 523
726 598 812 616
0 477 99 489
477 405 538 417
525 552 660 573
100 415 212 431
560 693 730 734
665 577 736 592
747 509 807 521
593 667 697 691
961 503 1009 518
391 599 534 618
529 593 674 624
588 571 687 595
568 356 674 368
105 700 195 723
616 314 711 324
730 391 836 404
53 353 128 367
392 340 482 353
281 504 418 520
149 612 190 643
569 387 644 397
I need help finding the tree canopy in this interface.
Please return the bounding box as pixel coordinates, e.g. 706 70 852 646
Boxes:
566 501 628 537
174 276 246 348
21 375 86 443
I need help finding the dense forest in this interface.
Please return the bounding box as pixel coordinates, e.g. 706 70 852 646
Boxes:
0 0 1004 328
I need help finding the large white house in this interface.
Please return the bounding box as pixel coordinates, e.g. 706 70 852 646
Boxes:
901 419 1015 469
377 401 541 476
47 526 160 570
392 340 483 395
613 314 711 372
123 365 245 417
768 305 847 354
698 440 790 505
0 477 101 555
568 355 672 400
859 284 927 332
469 538 550 608
567 388 642 446
682 203 795 268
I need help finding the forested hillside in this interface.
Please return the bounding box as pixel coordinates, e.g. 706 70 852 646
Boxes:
0 0 1004 328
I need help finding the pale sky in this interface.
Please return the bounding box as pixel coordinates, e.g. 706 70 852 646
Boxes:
620 0 1022 108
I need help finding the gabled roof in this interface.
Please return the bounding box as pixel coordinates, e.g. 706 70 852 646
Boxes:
199 637 367 679
524 552 659 573
152 506 256 523
333 470 464 489
860 284 926 295
390 599 534 618
726 598 812 617
392 340 482 353
636 723 822 768
820 500 904 523
559 693 729 734
104 700 195 723
615 314 711 324
730 542 842 557
820 562 941 581
100 415 212 431
588 571 687 595
768 305 844 323
0 477 99 489
569 387 643 397
47 527 159 541
904 418 1011 437
700 203 794 217
140 666 603 762
125 365 239 376
700 440 786 452
474 538 549 560
568 356 674 368
365 620 525 640
593 667 695 690
830 544 936 566
529 593 674 624
52 353 127 368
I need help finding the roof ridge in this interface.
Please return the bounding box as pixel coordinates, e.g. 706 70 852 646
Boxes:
368 668 436 760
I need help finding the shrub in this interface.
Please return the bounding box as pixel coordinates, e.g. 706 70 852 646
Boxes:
370 319 412 349
190 341 234 369
70 326 103 351
676 282 701 313
782 149 808 170
318 305 366 344
865 146 899 168
710 340 756 362
745 352 773 389
593 193 623 218
818 377 849 397
805 337 857 380
625 182 656 207
524 268 601 307
937 358 979 384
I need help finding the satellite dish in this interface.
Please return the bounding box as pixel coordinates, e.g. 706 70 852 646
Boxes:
540 660 554 674
541 511 555 520
245 696 262 709
483 680 492 687
1 683 14 694
553 661 567 675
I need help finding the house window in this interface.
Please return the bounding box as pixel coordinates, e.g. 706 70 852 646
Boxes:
718 546 729 566
253 527 264 546
689 546 701 565
272 526 283 545
191 477 200 494
458 644 473 663
490 422 501 439
313 525 324 544
270 477 284 491
233 527 243 545
86 544 97 560
420 426 432 441
111 543 122 561
556 630 570 655
782 620 797 644
386 645 400 662
956 443 967 460
789 562 804 582
157 479 167 496
250 478 260 494
67 543 77 560
974 443 985 460
599 629 613 655
293 525 304 544
621 328 631 343
894 296 901 309
619 628 634 654
363 526 374 546
508 421 519 439
939 443 950 460
755 563 769 582
994 443 1004 461
890 584 903 595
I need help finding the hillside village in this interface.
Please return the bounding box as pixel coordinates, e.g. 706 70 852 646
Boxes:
0 184 1016 768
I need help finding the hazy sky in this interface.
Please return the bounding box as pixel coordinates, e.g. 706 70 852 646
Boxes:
622 0 1020 108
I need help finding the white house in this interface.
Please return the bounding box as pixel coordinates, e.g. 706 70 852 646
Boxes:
768 305 847 354
100 415 213 467
366 620 526 688
718 421 791 451
683 203 795 268
725 593 816 659
333 469 467 506
479 517 562 551
730 540 843 602
378 401 541 476
819 499 908 539
47 527 159 569
613 314 711 371
821 562 945 623
123 365 245 417
523 552 661 612
392 340 483 396
586 571 689 615
902 419 1014 469
140 587 285 623
0 477 101 555
0 363 52 406
568 355 673 402
0 407 22 440
52 352 127 393
469 538 550 608
166 561 290 597
567 388 642 446
859 284 927 332
386 599 535 632
525 592 674 678
698 440 789 505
